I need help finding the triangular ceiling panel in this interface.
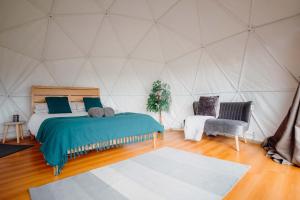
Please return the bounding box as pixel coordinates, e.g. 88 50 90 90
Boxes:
52 0 103 14
91 17 125 57
111 61 146 95
12 63 57 96
45 58 85 86
157 24 198 61
251 0 300 26
256 16 300 79
147 0 177 20
207 32 248 88
90 57 126 92
44 20 83 60
240 34 298 91
193 51 235 94
95 0 114 10
112 96 147 113
0 99 27 127
160 67 190 95
55 14 104 55
100 95 118 109
242 91 295 138
73 61 99 88
0 96 6 108
0 81 5 95
0 18 47 59
11 96 31 118
171 95 195 124
109 15 152 54
131 26 164 62
110 0 152 20
0 47 38 92
0 0 45 31
168 50 202 93
159 0 201 44
27 0 53 14
218 0 251 25
130 59 165 91
73 61 109 95
198 0 247 44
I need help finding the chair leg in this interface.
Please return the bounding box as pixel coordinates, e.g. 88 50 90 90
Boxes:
235 135 240 152
243 132 247 143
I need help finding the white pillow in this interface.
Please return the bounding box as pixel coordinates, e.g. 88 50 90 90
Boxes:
70 102 77 112
75 102 86 112
34 103 48 113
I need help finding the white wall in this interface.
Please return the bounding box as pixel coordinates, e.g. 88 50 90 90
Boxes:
0 0 299 141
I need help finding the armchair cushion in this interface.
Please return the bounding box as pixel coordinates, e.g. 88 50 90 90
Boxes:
204 119 249 136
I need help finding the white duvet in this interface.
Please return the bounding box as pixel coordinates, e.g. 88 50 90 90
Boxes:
28 112 88 136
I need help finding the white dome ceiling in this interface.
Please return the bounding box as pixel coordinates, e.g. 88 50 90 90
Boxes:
0 0 299 141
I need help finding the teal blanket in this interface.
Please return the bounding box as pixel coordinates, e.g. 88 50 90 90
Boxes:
36 113 164 173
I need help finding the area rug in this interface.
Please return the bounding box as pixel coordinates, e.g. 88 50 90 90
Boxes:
29 147 250 200
0 144 33 158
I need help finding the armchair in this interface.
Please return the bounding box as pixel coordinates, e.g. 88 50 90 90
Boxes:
204 101 252 151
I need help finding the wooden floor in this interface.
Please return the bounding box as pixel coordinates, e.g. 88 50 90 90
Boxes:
0 131 299 200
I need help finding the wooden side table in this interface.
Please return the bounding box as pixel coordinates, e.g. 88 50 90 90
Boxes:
2 121 26 144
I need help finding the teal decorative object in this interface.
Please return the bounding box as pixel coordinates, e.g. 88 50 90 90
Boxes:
83 97 103 111
45 97 72 114
146 80 171 125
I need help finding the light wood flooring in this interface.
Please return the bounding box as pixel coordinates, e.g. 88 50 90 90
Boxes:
0 131 299 200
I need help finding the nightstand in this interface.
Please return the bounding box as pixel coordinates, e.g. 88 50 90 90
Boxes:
2 121 26 144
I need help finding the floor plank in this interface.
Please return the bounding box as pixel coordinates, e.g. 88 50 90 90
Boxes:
0 131 299 200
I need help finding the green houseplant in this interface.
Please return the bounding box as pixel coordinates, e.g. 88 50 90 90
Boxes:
147 80 171 125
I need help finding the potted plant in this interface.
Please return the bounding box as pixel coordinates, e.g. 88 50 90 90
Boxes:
147 80 171 125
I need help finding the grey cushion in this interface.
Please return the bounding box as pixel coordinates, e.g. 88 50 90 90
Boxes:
193 96 219 117
204 119 249 136
218 101 252 123
104 107 115 117
88 107 104 118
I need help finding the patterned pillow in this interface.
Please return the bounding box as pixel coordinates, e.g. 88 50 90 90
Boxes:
197 96 219 117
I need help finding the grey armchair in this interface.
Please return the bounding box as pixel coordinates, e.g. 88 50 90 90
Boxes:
204 101 252 151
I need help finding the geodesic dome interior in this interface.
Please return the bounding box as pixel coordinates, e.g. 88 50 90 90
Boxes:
0 0 299 141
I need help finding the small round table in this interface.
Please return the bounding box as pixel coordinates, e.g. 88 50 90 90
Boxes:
2 121 26 144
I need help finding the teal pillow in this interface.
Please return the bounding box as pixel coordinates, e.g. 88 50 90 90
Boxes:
83 97 103 112
45 97 72 114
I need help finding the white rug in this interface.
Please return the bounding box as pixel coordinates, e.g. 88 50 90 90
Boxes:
30 147 250 200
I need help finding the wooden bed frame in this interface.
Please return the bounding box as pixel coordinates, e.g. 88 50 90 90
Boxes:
31 85 158 175
31 85 100 113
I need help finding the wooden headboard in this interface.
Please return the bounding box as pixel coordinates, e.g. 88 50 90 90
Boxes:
31 86 100 113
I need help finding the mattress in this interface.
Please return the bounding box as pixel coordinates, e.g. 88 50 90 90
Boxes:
28 112 88 136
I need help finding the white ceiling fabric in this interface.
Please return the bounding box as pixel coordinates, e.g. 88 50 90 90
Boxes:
0 0 299 141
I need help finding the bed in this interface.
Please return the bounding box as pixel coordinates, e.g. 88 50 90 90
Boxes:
29 86 164 175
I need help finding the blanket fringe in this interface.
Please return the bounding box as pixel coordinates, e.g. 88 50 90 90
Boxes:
55 133 156 175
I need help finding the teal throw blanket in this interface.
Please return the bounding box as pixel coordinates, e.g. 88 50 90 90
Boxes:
36 113 164 174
